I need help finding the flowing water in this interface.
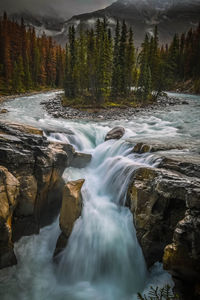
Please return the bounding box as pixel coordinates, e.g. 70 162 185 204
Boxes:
0 91 199 300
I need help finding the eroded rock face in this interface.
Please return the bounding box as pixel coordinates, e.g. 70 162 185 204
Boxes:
54 179 85 257
163 193 200 300
0 166 19 269
105 127 125 141
126 167 200 267
0 122 75 242
127 163 200 299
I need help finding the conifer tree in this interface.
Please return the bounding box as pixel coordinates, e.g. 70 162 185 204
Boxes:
86 29 96 98
24 53 32 90
68 26 78 98
138 34 152 101
111 20 121 97
126 27 135 94
119 20 128 95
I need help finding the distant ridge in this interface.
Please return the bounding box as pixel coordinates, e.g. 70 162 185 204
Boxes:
9 0 200 46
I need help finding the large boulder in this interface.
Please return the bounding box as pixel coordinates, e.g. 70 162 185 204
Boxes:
0 166 19 269
54 179 84 257
70 152 92 168
105 127 125 141
132 142 183 154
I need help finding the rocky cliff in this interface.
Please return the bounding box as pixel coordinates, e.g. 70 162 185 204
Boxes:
0 121 90 269
127 141 200 299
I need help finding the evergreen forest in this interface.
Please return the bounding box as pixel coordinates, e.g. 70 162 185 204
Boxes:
0 12 200 105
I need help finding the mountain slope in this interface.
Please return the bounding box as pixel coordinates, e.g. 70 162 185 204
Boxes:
60 0 200 46
10 12 64 39
9 0 200 47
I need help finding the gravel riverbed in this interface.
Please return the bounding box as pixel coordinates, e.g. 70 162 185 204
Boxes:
41 93 189 121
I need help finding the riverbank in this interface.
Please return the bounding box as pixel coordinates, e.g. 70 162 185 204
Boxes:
169 79 200 95
42 93 189 120
0 88 62 104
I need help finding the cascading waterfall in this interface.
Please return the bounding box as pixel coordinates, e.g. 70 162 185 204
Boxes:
52 129 171 300
3 91 198 299
0 124 173 300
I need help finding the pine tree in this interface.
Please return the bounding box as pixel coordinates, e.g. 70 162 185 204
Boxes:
24 53 32 90
68 26 78 98
77 28 87 93
64 43 70 97
12 56 24 93
118 20 128 95
126 27 135 94
167 33 180 86
150 26 160 91
111 20 121 97
138 34 152 101
86 29 96 99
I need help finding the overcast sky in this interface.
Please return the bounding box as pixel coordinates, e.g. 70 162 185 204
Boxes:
0 0 116 19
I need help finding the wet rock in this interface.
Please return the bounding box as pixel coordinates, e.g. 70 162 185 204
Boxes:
163 189 200 300
0 109 8 114
0 166 19 269
0 122 75 247
105 127 125 141
70 152 92 168
0 121 43 136
54 179 84 257
132 142 152 154
158 154 200 178
132 141 184 154
43 126 74 136
126 167 200 268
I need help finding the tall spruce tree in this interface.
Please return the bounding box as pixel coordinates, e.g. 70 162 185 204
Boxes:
138 34 152 101
126 27 135 94
119 20 128 95
111 20 121 97
68 26 78 98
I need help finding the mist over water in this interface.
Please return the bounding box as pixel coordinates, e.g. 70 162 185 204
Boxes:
0 91 199 300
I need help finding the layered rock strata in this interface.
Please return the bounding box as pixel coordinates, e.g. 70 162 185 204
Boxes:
0 121 90 269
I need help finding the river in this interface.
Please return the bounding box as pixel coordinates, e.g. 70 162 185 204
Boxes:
0 91 199 300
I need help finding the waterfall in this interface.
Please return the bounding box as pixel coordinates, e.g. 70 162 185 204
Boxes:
0 91 186 300
52 130 171 300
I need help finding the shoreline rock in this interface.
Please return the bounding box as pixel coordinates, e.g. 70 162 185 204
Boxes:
42 93 188 121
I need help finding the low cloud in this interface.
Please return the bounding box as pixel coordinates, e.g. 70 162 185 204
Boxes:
0 0 115 19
